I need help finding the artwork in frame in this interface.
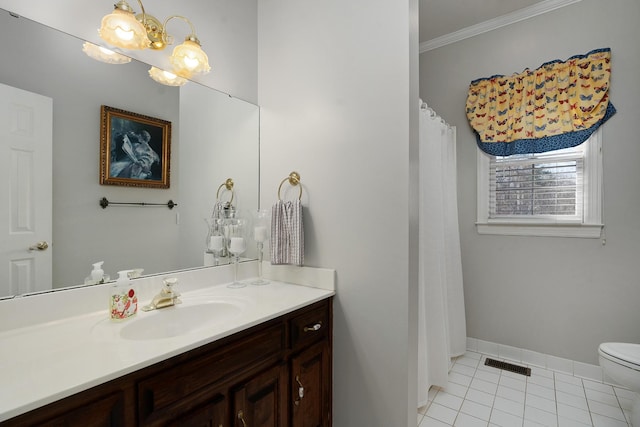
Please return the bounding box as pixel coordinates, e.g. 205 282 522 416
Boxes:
100 105 171 189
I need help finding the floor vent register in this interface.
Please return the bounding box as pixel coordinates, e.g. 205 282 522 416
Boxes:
484 358 532 376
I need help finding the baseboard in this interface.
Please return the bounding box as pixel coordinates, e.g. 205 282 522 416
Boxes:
466 337 611 384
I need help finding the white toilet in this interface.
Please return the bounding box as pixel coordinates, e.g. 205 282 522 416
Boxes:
599 342 640 426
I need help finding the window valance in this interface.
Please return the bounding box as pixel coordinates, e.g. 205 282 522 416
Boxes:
466 48 616 156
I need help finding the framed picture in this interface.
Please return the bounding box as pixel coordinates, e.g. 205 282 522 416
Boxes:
100 105 171 189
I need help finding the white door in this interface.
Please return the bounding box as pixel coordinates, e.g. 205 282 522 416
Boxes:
0 83 52 298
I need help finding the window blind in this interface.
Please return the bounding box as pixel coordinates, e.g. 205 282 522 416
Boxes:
489 149 584 218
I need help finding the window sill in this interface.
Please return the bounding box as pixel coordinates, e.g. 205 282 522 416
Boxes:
476 222 603 238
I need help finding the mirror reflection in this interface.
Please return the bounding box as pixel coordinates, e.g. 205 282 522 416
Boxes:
0 9 259 298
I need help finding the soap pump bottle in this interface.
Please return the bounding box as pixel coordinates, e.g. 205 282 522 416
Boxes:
91 261 104 283
110 270 138 321
85 261 109 285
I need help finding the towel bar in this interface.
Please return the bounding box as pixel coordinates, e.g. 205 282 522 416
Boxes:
278 171 302 200
99 197 177 209
216 178 234 203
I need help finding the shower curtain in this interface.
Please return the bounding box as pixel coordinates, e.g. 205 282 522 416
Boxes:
417 101 467 407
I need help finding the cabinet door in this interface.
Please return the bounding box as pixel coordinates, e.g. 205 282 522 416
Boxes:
232 364 287 427
166 394 226 427
291 341 331 427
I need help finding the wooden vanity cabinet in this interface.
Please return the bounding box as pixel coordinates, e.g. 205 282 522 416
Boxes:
2 297 332 427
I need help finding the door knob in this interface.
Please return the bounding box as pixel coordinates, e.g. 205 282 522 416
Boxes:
28 241 49 251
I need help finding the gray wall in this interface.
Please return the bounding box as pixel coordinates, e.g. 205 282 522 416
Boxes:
178 83 260 265
257 0 419 426
420 0 640 364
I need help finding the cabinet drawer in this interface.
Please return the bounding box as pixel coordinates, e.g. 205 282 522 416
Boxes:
138 322 284 425
290 300 329 350
2 389 129 427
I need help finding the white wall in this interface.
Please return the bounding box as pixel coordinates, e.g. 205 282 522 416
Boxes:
0 0 258 103
258 0 419 426
420 0 640 364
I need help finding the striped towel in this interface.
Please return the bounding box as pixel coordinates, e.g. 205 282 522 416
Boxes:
270 199 304 266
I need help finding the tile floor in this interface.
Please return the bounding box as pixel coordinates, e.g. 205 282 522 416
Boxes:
417 351 635 427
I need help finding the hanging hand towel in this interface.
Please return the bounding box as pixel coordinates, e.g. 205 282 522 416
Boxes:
270 199 304 266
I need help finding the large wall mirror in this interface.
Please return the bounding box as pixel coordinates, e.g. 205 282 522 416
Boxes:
0 9 259 299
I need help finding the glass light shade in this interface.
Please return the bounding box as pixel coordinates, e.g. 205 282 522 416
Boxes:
169 38 211 78
82 42 132 64
148 67 188 86
99 7 150 50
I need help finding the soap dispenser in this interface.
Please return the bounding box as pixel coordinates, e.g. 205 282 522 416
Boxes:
91 261 104 282
85 261 109 285
110 270 138 321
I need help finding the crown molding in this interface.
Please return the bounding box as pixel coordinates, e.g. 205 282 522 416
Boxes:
419 0 582 53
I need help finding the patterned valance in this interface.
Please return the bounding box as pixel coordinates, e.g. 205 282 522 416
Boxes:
466 48 616 156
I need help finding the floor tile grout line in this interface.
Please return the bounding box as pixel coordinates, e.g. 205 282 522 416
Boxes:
419 350 632 427
553 371 560 427
581 377 597 427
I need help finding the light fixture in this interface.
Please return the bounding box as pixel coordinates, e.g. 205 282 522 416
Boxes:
82 42 132 64
148 67 188 86
153 15 212 78
96 0 211 82
98 0 150 50
169 34 211 78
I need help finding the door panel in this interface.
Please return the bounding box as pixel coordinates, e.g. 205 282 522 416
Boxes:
0 82 52 297
291 342 331 427
232 364 287 427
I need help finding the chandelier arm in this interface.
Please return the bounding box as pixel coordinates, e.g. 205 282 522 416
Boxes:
162 15 198 41
134 0 147 24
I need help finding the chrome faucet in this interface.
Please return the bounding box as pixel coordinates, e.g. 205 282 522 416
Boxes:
142 278 181 311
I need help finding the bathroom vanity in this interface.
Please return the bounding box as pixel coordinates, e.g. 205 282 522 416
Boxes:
0 263 334 427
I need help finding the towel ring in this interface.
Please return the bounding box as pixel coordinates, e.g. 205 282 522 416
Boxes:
278 171 302 200
216 178 234 204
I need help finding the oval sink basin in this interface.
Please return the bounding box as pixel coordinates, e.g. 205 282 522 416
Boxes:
120 300 244 341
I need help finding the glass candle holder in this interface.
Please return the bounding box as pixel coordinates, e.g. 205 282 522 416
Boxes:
252 209 270 285
225 217 247 288
207 233 225 266
205 216 227 258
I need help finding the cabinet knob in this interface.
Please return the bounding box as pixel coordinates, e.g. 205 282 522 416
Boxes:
237 409 247 427
303 322 322 332
294 375 305 406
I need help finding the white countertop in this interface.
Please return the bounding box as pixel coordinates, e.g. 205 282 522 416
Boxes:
0 262 335 422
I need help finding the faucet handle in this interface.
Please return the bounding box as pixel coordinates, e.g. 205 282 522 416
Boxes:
163 277 178 287
162 277 180 296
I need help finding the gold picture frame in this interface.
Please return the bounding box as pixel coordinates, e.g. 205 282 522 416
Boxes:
100 105 171 189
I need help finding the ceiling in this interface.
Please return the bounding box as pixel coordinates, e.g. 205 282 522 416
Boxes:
419 0 547 43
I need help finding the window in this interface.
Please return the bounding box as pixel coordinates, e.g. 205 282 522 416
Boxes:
476 129 603 238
